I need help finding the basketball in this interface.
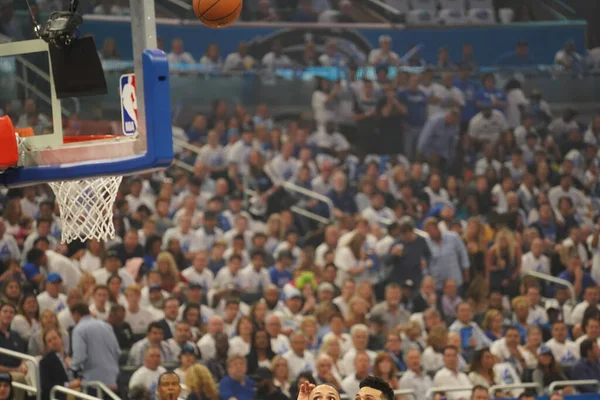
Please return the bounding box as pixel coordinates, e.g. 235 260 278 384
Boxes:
194 0 243 28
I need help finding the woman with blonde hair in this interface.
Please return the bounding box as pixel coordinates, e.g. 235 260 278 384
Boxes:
29 309 70 356
345 296 368 328
372 352 399 390
299 316 320 353
466 275 491 315
481 309 504 342
271 356 291 397
156 251 184 293
334 232 373 287
421 325 448 374
77 272 96 303
185 363 219 400
464 217 489 276
486 229 521 296
319 336 344 378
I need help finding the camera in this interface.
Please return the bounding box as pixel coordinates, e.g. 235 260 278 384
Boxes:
38 11 83 48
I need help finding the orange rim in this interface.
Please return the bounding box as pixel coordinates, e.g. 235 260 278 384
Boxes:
63 135 120 144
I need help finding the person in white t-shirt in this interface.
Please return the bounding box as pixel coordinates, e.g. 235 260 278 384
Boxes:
432 346 472 400
92 249 135 287
128 345 167 391
368 35 401 66
36 273 67 313
197 316 225 361
182 251 214 290
571 286 600 326
468 102 510 145
167 39 195 65
282 332 315 380
428 72 465 117
57 288 83 332
340 352 371 399
341 324 377 377
89 285 111 321
521 238 551 276
545 321 579 364
525 286 548 327
262 41 293 69
125 284 156 335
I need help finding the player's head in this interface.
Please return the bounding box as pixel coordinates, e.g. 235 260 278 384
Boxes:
357 376 395 400
309 384 340 400
156 371 181 400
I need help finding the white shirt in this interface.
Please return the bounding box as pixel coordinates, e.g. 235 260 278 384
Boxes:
271 334 291 355
506 88 529 128
229 336 251 357
37 291 67 313
181 267 214 290
571 301 600 326
422 346 444 373
126 307 156 335
79 250 102 273
322 332 352 354
527 304 548 326
468 110 510 143
399 369 433 400
361 206 396 226
57 308 75 332
198 144 226 169
223 52 256 71
520 252 551 276
262 52 293 69
341 374 362 400
10 315 40 342
239 264 271 293
368 49 401 66
587 234 600 285
545 338 579 364
93 268 135 287
341 348 377 377
429 83 465 116
334 247 369 288
474 157 502 177
432 367 472 400
22 232 58 261
20 197 39 219
128 365 167 390
490 338 526 363
46 250 81 291
162 228 197 253
0 234 20 262
282 350 315 380
309 129 350 152
332 296 350 319
167 52 195 65
312 90 337 128
491 184 509 213
89 302 111 321
197 334 217 361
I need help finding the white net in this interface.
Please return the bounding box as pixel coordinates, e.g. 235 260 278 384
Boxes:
49 176 123 243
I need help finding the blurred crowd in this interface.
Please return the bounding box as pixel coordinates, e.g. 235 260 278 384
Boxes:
1 16 600 400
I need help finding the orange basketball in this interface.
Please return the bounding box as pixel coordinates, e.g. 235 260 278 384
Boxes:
194 0 243 28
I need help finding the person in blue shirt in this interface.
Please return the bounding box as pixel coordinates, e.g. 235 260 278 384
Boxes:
417 109 461 167
476 73 506 113
22 248 47 288
219 354 255 400
453 65 480 129
397 74 428 160
269 251 294 289
572 338 600 392
557 255 596 299
496 41 535 67
327 172 357 217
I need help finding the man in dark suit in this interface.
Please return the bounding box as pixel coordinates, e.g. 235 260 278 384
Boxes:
39 328 81 400
156 297 180 340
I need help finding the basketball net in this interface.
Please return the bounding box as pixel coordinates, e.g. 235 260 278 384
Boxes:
49 176 123 243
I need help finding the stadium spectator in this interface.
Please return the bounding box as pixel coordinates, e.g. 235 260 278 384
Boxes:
572 339 600 392
219 354 255 400
432 346 472 400
129 321 175 366
39 328 81 400
128 346 167 392
167 39 195 65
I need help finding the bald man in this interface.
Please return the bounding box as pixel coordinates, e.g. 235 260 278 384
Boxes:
297 382 340 400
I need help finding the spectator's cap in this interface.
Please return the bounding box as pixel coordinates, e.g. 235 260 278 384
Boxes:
149 284 162 292
368 314 385 325
544 299 560 311
401 279 415 289
189 282 203 290
277 250 294 261
250 367 273 382
317 282 335 294
67 240 86 258
283 286 302 301
230 191 243 201
530 88 542 97
180 344 196 356
227 128 239 138
0 372 12 384
188 177 203 187
251 248 266 259
106 248 120 259
203 210 217 220
480 99 493 109
47 273 63 283
538 345 553 356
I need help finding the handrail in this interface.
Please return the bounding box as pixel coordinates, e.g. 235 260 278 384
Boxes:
426 386 473 399
549 379 600 393
281 181 335 221
526 270 577 305
50 385 103 400
11 381 37 393
489 382 541 394
365 0 402 16
172 137 203 155
0 348 41 400
81 381 121 400
172 159 195 173
290 205 331 225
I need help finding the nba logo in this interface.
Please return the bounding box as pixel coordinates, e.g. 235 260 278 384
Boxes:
120 74 138 136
